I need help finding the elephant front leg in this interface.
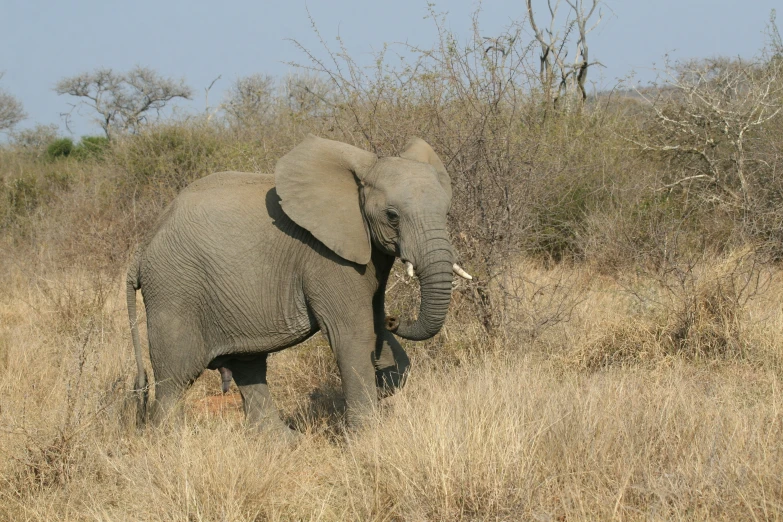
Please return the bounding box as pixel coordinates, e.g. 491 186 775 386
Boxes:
226 355 298 441
373 329 410 397
322 325 379 429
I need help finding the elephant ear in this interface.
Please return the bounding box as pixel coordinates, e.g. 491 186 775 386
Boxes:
399 137 452 206
275 135 377 265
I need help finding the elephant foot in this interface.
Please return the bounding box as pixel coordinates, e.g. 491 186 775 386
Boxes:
278 425 303 444
248 420 302 444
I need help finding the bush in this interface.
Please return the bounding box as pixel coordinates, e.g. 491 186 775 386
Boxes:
573 249 767 370
73 136 109 159
113 123 220 189
45 138 74 160
626 52 783 256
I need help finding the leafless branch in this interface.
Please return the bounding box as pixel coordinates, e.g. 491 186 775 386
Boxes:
626 53 783 210
525 0 603 110
204 75 222 120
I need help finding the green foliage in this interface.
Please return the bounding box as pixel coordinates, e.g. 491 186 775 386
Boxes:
73 136 109 159
108 121 265 198
42 136 109 162
46 138 74 160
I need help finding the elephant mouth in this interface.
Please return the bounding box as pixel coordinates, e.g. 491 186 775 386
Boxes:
399 258 472 281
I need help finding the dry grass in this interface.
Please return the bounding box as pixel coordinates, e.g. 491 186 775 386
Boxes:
1 257 781 521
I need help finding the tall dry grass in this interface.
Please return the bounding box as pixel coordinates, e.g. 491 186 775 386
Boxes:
1 256 782 520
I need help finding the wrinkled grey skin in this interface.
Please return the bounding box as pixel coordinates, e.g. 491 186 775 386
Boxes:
127 135 456 435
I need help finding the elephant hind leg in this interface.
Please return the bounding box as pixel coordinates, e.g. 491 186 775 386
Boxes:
151 378 193 426
151 360 205 427
226 355 299 440
147 313 208 427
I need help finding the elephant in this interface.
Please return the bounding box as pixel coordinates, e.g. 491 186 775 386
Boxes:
127 134 471 436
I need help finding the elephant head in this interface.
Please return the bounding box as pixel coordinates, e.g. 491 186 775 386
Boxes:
275 134 468 341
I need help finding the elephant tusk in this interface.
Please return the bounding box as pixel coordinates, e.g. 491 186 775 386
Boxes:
405 261 415 278
453 263 473 280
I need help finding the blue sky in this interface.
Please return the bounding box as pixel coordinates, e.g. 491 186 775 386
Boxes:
1 1 780 137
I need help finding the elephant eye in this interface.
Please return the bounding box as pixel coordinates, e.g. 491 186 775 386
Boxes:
385 208 400 225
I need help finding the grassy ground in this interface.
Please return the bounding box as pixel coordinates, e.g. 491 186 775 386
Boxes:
1 258 780 521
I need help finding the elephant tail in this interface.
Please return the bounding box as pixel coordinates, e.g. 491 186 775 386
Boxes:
126 250 148 427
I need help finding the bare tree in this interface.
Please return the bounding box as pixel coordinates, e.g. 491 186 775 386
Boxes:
526 0 603 109
55 66 193 138
281 72 334 116
222 74 275 127
203 75 222 121
223 72 335 128
628 56 783 208
9 124 59 155
0 72 26 132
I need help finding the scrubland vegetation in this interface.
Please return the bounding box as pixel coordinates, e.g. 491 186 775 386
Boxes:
1 5 783 520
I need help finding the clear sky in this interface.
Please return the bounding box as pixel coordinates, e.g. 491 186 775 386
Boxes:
1 1 780 138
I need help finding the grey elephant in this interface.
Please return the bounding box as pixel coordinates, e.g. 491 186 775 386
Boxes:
127 135 471 435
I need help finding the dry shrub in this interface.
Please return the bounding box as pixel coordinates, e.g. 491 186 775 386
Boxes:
282 7 653 337
0 266 133 497
657 249 768 359
623 30 783 257
425 258 587 357
0 152 138 275
0 152 86 231
571 316 669 369
108 119 269 193
574 249 771 369
27 271 113 337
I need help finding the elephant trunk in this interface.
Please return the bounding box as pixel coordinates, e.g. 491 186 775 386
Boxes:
391 237 454 341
